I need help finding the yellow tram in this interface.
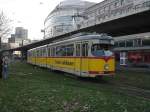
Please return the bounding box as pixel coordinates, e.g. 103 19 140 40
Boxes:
27 34 115 77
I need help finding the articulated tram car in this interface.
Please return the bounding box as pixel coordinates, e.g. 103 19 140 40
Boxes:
27 34 115 77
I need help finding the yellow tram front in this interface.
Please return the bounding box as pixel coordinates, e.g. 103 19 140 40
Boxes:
87 37 115 77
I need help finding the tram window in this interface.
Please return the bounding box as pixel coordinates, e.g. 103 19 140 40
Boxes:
34 50 36 57
42 49 44 56
32 51 34 57
33 50 35 57
33 51 36 57
42 48 44 56
35 50 37 57
56 44 74 56
44 48 47 56
39 50 41 56
66 44 74 56
56 46 66 56
36 50 39 57
76 44 81 56
51 48 53 56
48 48 51 56
51 48 54 56
45 48 47 56
91 44 113 56
56 46 62 56
82 43 88 57
40 49 42 57
31 51 33 57
39 50 41 57
39 50 40 57
29 52 31 57
51 47 55 56
53 48 56 56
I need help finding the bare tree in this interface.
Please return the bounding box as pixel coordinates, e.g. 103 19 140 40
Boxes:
0 11 12 49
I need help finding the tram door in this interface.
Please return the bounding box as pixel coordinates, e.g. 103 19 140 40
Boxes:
75 43 82 76
81 42 89 76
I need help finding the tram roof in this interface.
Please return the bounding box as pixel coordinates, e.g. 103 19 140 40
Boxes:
28 34 113 51
49 34 113 46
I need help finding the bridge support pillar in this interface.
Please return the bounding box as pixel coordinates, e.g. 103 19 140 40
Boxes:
21 50 27 61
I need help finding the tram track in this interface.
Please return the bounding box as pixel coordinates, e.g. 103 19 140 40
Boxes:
109 83 150 100
74 76 150 100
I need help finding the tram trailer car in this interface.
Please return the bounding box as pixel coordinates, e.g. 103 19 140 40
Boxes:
27 34 115 78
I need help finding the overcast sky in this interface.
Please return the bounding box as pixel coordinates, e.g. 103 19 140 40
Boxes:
0 0 103 40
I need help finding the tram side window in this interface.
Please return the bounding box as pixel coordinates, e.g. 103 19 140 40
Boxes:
38 50 41 57
66 44 74 56
33 50 35 57
48 47 51 56
35 50 37 57
41 48 43 56
76 44 81 56
30 51 32 57
36 50 39 57
82 43 88 57
56 44 74 56
31 51 33 57
32 51 34 57
51 47 55 56
40 49 42 57
43 48 47 57
29 52 31 57
56 46 65 56
35 50 36 57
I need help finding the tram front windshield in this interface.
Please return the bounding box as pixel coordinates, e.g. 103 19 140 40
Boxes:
91 44 113 56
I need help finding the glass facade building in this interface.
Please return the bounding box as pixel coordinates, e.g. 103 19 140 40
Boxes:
44 0 95 38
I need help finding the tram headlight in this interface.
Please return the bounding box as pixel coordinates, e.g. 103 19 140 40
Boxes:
104 64 109 71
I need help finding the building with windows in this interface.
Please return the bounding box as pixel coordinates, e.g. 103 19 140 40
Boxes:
8 27 31 48
15 27 28 39
80 0 150 28
44 0 95 38
114 32 150 67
